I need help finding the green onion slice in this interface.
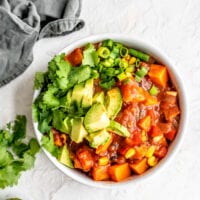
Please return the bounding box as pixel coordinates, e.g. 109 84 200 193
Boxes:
149 85 159 96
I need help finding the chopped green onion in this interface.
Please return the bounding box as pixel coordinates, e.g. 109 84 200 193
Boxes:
114 57 121 66
135 58 140 67
125 65 135 73
120 47 129 57
135 66 148 77
112 46 120 54
102 67 115 77
91 69 100 79
117 72 127 81
149 85 159 96
114 42 123 49
114 69 120 75
97 47 110 59
92 51 100 65
110 51 118 59
135 75 142 82
102 58 114 67
129 48 150 62
98 63 103 72
102 39 113 49
119 59 128 68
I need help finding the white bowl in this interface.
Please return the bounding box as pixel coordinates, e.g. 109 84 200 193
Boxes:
32 34 188 189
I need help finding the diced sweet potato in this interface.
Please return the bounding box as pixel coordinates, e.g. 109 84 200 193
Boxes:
148 64 168 87
92 165 110 181
76 148 94 172
129 158 148 175
143 91 159 106
108 163 131 182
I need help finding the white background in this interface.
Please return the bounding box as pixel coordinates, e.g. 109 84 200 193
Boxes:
0 0 200 199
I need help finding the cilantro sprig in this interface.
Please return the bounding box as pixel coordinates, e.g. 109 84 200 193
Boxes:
0 115 40 189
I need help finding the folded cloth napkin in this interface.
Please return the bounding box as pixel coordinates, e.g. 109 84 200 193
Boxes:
0 0 84 87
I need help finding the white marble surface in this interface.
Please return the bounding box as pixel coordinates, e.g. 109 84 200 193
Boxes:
0 0 200 199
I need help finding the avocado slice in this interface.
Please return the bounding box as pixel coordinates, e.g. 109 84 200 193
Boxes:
107 120 130 137
105 87 122 119
63 117 72 133
71 82 85 107
58 145 74 168
93 91 105 104
86 129 111 149
84 103 110 133
71 117 88 143
82 78 94 108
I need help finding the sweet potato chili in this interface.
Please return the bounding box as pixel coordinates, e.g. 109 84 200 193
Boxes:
33 39 180 182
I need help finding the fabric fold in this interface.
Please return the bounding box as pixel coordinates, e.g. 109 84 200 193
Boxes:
0 0 84 87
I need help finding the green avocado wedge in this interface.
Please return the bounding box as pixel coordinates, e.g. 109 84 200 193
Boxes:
86 129 111 149
82 78 94 108
71 82 85 107
107 120 130 137
93 91 105 104
58 145 74 168
105 87 122 119
71 117 88 143
84 103 110 133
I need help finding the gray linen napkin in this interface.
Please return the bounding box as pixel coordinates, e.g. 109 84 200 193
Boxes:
0 0 84 87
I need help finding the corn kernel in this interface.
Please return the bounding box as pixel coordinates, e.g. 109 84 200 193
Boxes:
145 146 155 158
147 156 158 167
121 58 127 63
125 54 131 61
129 57 136 64
125 148 136 159
141 130 147 142
98 156 109 166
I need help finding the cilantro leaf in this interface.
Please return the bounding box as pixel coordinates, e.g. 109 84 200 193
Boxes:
0 129 13 146
82 43 96 66
22 152 35 170
12 142 29 158
34 72 45 89
29 138 40 156
13 115 26 142
0 146 13 167
0 165 21 189
0 115 40 189
41 130 60 158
